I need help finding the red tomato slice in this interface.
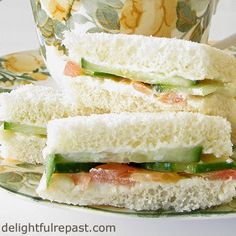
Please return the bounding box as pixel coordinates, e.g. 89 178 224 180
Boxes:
89 163 182 185
204 169 236 180
132 82 153 95
68 173 91 190
159 92 186 104
90 163 136 185
64 61 82 77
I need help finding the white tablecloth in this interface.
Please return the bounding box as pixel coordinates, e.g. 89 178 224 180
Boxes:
0 1 236 235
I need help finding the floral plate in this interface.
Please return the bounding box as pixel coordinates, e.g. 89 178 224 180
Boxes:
1 49 236 218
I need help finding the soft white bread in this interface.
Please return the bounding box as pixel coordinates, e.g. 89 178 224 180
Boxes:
0 130 45 164
37 173 236 212
0 84 84 126
0 84 95 163
62 76 236 144
0 85 66 126
63 32 236 82
45 112 232 158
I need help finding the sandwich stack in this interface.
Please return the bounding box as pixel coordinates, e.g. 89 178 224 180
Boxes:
60 33 236 143
0 85 91 163
1 33 236 212
38 112 236 212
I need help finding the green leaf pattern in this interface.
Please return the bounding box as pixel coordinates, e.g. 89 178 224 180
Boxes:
30 0 75 55
31 0 217 45
176 1 197 32
177 0 213 42
0 158 44 197
0 51 50 92
96 2 120 31
189 21 204 42
0 59 35 91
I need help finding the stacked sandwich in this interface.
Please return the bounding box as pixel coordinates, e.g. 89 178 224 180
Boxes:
2 33 236 212
60 33 236 143
0 85 91 163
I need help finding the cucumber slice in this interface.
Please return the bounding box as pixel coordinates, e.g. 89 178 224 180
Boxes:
154 83 236 97
154 84 220 96
2 121 47 136
54 162 100 173
54 146 202 163
195 162 234 173
81 58 196 87
93 71 120 78
45 154 100 186
137 161 234 174
45 154 57 187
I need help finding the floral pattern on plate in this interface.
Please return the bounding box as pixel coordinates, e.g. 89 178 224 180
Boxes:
0 50 50 93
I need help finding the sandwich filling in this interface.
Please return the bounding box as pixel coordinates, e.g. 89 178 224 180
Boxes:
63 59 236 98
0 121 47 164
43 112 235 190
45 152 236 189
0 121 46 136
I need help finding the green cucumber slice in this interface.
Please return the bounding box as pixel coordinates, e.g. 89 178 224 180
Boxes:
53 146 202 164
54 162 100 173
154 83 236 97
2 121 47 136
45 154 57 187
45 154 100 186
195 162 234 173
93 71 120 78
153 84 220 96
45 146 202 185
81 58 196 87
137 161 234 174
46 158 234 185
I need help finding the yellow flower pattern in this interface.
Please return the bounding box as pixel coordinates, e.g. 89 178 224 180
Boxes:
120 0 177 37
4 51 44 73
31 0 217 64
40 0 74 21
0 51 49 91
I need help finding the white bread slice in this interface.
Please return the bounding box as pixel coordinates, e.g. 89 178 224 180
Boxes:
0 84 95 163
0 84 80 126
62 76 236 144
45 112 232 158
63 32 236 82
0 85 65 125
0 130 45 164
37 173 236 212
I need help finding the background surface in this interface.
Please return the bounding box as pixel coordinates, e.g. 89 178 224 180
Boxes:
0 0 236 235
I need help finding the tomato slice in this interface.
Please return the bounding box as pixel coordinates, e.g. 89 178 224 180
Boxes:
204 169 236 180
159 92 186 104
132 82 153 95
68 173 91 190
64 61 82 77
89 163 182 185
90 163 136 185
